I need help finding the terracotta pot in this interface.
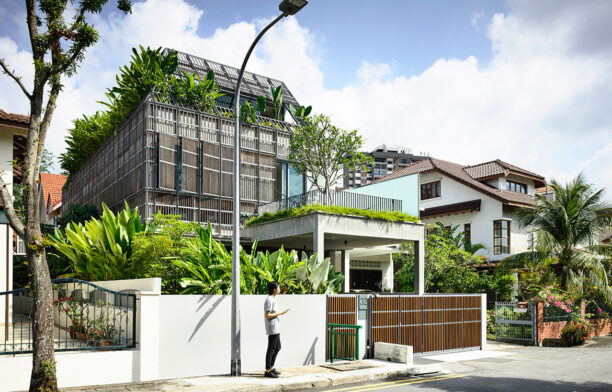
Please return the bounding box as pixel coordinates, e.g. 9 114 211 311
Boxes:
68 326 77 340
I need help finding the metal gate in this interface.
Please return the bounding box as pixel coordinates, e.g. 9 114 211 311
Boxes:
326 295 357 360
494 301 536 345
369 294 482 356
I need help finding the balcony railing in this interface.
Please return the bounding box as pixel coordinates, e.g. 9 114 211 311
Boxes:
257 189 403 215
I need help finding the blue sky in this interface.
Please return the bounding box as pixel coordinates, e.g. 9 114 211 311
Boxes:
0 0 611 193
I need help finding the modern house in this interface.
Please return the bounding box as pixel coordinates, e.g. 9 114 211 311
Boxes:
352 157 546 262
62 49 426 292
343 144 428 189
39 172 67 226
0 109 28 330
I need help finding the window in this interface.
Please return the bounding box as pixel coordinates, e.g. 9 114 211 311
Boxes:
421 180 441 200
464 223 471 244
494 220 511 255
277 162 306 200
527 232 535 251
506 180 527 194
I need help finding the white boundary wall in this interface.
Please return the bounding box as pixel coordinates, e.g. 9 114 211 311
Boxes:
0 282 327 390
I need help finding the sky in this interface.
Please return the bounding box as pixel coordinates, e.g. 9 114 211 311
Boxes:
1 0 611 194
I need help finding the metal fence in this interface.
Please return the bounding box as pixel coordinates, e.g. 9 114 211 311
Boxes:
258 189 403 215
494 301 536 345
1 279 136 355
369 294 482 356
326 295 357 361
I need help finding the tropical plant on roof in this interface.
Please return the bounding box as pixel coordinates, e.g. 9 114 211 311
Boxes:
498 174 612 304
61 46 222 178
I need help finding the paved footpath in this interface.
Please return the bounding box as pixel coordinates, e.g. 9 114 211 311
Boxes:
311 336 612 392
62 337 612 392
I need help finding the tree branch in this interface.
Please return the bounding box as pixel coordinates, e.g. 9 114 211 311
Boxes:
0 58 32 100
0 175 25 238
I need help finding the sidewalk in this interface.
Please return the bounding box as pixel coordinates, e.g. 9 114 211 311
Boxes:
63 348 515 392
64 360 427 392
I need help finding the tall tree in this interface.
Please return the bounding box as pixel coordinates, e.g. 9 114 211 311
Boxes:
499 174 612 302
289 114 373 203
0 1 131 390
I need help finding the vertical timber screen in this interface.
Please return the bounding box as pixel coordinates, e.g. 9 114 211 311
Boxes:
326 296 357 361
370 294 482 356
63 93 294 237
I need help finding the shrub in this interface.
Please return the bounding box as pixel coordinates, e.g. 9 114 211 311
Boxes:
561 319 591 346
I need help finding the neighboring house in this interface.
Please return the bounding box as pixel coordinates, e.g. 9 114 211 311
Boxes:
62 50 426 293
0 109 28 328
343 144 428 189
39 172 67 226
354 157 546 262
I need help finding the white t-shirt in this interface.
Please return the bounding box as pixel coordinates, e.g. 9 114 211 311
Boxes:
264 295 280 335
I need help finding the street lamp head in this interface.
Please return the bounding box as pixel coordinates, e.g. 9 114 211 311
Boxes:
279 0 308 16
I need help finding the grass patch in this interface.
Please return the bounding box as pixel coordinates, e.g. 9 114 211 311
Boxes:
246 203 419 226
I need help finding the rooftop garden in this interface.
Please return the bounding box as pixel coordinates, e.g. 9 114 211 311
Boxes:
245 203 419 226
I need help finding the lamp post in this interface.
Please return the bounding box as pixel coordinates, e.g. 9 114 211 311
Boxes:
231 0 308 377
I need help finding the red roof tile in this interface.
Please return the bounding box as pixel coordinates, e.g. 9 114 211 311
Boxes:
371 157 544 207
0 109 29 126
40 173 67 209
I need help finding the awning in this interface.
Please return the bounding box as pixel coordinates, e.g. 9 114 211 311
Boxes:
420 199 481 219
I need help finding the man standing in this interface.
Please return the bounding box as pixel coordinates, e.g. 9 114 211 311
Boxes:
264 281 288 378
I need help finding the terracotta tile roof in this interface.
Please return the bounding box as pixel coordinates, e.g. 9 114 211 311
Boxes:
40 173 67 210
465 159 545 185
372 157 543 207
0 109 29 126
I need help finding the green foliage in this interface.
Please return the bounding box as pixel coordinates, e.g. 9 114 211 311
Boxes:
240 100 257 124
61 46 222 177
130 214 195 294
289 114 374 202
47 202 153 281
289 104 312 119
246 203 419 226
171 224 344 294
57 204 100 229
255 85 284 120
395 222 515 299
561 319 591 345
499 174 612 303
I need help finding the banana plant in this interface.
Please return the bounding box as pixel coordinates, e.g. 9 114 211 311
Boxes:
289 104 312 119
255 85 284 121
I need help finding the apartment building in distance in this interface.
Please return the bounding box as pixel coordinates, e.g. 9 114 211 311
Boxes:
343 144 428 189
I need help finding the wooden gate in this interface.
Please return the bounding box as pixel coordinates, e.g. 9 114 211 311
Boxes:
370 294 482 356
326 295 357 360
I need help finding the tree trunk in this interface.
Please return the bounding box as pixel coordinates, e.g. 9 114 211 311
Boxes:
27 229 58 392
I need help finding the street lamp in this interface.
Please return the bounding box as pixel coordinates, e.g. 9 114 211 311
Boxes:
231 0 308 377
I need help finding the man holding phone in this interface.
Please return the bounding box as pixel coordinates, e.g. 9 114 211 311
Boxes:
264 281 288 378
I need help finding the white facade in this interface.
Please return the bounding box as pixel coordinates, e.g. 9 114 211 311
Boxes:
419 171 537 261
0 121 26 331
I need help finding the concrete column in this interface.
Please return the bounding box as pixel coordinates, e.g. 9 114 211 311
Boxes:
313 227 325 263
136 292 160 381
413 239 425 295
341 250 350 293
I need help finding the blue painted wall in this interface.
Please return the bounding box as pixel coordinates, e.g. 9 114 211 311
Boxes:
347 173 420 218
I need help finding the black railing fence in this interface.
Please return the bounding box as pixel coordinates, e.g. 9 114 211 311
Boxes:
1 279 136 355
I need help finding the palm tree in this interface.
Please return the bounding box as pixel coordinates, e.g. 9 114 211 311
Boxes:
499 174 612 301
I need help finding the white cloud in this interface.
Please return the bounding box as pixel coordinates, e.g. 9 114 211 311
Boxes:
0 0 611 194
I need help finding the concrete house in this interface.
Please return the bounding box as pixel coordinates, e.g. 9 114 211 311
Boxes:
0 109 28 330
354 157 546 262
62 50 426 293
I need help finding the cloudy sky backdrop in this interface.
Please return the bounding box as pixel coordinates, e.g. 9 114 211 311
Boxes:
1 0 611 193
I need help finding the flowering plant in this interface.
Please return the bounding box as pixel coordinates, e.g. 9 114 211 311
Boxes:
561 318 591 345
53 295 89 332
532 286 577 314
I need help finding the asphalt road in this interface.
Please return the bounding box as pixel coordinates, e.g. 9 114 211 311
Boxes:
311 336 612 392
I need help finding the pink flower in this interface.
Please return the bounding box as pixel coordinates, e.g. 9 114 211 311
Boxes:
597 308 602 313
565 308 571 313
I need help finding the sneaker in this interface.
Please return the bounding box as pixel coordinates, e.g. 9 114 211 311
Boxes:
271 369 281 375
264 371 279 378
